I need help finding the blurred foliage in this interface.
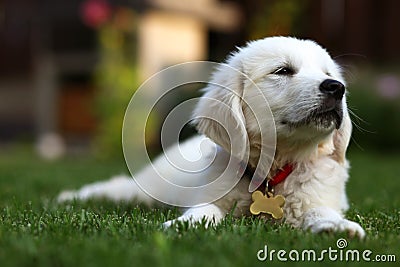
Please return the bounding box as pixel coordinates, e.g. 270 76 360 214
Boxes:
248 0 310 39
90 1 400 160
347 67 400 152
93 7 141 159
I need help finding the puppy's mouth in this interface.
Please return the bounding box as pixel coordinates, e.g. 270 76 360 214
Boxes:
310 107 343 129
283 100 343 130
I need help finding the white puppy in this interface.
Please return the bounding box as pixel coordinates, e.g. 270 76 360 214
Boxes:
58 37 365 238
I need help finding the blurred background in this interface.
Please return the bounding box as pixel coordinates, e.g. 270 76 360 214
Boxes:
1 0 400 160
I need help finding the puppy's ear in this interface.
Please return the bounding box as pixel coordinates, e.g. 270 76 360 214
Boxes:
192 64 248 156
332 109 352 164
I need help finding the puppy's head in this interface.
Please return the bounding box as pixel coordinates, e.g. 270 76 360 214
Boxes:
193 37 351 164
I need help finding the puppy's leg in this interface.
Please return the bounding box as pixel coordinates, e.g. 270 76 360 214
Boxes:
302 207 365 238
283 158 365 238
163 204 226 228
57 135 223 206
57 175 153 204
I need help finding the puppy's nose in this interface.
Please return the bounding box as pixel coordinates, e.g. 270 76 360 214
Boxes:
319 79 345 100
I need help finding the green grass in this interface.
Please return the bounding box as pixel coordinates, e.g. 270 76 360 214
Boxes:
0 148 399 267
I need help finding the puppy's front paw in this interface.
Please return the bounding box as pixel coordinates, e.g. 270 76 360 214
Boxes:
162 219 174 228
307 218 365 239
163 204 225 228
303 207 365 239
162 215 212 228
163 217 189 228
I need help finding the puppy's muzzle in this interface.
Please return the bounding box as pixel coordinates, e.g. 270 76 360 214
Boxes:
319 79 345 101
317 79 345 129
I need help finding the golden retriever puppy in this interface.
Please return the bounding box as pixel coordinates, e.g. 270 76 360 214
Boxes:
58 37 365 238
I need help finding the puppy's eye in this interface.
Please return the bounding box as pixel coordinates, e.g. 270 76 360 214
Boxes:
273 67 294 75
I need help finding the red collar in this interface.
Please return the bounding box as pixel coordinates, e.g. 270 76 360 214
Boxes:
245 163 294 192
268 163 294 187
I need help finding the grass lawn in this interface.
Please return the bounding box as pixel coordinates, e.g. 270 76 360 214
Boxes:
0 148 399 267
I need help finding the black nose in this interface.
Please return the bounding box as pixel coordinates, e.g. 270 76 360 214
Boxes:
319 79 345 100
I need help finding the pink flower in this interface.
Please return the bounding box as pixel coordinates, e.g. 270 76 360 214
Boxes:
376 75 400 99
80 0 111 28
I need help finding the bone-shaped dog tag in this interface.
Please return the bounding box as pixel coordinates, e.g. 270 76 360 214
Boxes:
250 191 285 219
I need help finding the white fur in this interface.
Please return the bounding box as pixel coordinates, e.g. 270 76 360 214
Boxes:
58 37 365 238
